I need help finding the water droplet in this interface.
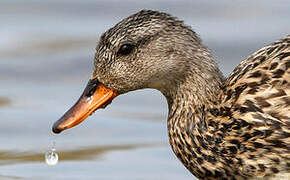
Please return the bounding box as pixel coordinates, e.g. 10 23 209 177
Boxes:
45 148 58 166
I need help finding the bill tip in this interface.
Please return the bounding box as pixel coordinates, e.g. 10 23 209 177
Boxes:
52 125 62 134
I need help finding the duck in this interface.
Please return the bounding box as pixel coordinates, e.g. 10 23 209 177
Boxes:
52 10 290 179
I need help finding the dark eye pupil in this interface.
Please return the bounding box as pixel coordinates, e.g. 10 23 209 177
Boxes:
118 44 134 56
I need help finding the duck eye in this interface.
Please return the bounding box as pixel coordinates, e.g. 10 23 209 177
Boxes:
117 44 134 56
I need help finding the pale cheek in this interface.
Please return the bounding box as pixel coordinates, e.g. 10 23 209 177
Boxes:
113 61 129 79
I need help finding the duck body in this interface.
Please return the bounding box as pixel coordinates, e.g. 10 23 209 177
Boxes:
53 10 290 179
167 35 290 179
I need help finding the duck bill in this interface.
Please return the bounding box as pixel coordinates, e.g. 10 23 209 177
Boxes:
52 78 118 134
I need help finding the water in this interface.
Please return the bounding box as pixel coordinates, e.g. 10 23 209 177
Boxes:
45 148 58 166
0 0 289 179
45 141 58 166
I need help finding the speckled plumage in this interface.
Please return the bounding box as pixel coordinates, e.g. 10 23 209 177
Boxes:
168 36 290 179
91 10 290 179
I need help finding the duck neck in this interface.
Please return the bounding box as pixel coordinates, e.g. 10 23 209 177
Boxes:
165 67 223 138
164 55 224 125
161 56 224 177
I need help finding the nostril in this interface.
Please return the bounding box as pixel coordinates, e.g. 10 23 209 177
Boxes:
86 84 97 97
84 78 100 97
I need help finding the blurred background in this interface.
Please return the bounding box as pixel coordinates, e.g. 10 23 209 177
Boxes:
0 0 289 179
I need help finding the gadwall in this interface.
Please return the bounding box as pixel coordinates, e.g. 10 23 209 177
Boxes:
53 10 290 179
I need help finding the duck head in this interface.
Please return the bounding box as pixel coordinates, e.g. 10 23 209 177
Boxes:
52 10 219 134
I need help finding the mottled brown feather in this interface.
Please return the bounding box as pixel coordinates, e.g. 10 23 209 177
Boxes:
168 36 290 179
